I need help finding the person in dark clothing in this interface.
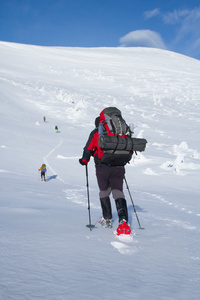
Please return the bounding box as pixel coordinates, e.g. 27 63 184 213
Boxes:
39 164 46 181
79 116 130 229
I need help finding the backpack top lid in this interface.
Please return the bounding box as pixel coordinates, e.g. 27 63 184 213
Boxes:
100 107 128 135
100 107 121 121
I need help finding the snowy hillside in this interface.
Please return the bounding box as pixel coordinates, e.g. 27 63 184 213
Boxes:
0 41 200 300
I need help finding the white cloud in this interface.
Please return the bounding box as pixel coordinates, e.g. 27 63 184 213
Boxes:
177 8 200 37
171 7 200 57
119 30 167 50
144 8 160 20
141 7 200 58
191 37 200 52
163 9 190 25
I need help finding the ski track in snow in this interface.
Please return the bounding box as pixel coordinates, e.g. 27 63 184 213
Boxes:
43 137 66 183
134 190 200 238
143 191 200 220
43 137 80 185
43 136 90 209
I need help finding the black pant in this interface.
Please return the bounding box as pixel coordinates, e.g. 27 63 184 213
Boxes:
41 171 45 180
95 165 125 198
96 165 128 222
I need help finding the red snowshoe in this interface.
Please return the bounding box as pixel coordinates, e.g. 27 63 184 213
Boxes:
116 221 131 235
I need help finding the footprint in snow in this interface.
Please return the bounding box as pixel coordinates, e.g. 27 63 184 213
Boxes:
111 234 138 255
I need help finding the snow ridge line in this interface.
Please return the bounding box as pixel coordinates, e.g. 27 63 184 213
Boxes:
43 138 68 184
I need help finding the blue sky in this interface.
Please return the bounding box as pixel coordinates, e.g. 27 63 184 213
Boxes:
0 0 200 60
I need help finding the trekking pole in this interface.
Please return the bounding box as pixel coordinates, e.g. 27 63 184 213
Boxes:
124 176 144 229
85 164 95 230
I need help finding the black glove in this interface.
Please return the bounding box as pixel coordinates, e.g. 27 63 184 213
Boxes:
79 158 87 166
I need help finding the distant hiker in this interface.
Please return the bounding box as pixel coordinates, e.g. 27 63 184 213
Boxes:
39 164 46 181
79 107 135 233
55 126 58 133
43 116 46 122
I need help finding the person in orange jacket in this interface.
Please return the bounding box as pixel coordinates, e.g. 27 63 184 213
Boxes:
39 164 46 181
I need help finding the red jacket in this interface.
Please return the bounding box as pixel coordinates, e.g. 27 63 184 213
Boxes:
82 128 104 165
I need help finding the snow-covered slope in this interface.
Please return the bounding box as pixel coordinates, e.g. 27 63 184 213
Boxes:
0 41 200 300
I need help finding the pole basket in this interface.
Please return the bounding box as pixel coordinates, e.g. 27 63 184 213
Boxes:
86 224 95 229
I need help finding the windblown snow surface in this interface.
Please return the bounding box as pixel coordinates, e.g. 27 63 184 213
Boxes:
0 41 200 300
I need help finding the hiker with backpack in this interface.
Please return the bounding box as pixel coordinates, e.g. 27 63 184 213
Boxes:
79 107 140 232
39 164 47 181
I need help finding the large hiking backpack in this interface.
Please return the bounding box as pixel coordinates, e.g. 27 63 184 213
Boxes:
98 107 147 166
100 107 128 135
